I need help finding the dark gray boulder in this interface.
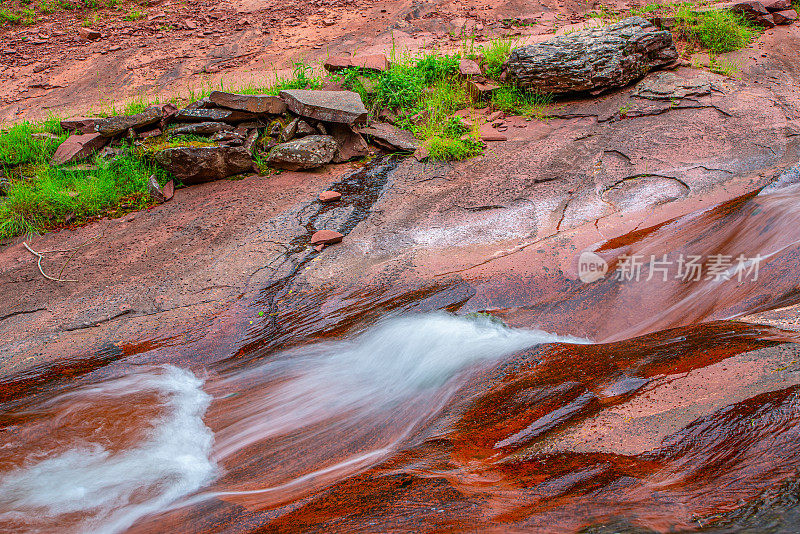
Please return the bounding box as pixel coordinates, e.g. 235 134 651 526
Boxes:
503 17 678 94
95 106 162 136
154 146 254 184
266 135 337 170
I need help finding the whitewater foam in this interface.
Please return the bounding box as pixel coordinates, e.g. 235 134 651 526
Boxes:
0 365 215 534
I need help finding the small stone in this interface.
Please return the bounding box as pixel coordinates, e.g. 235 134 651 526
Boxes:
148 175 166 203
310 229 344 245
459 58 482 77
79 27 101 40
319 190 342 202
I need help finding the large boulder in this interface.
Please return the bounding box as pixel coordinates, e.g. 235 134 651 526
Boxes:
51 133 108 165
154 146 254 184
279 90 368 124
95 106 162 136
503 17 678 94
208 91 288 114
266 135 337 170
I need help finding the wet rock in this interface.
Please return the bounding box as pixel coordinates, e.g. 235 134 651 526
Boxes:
279 90 368 124
208 91 287 114
60 117 97 134
319 190 342 202
95 106 162 136
329 123 370 162
310 229 344 245
154 146 255 184
170 122 233 136
772 9 797 24
79 27 101 40
174 108 257 123
51 133 108 165
266 135 338 170
459 58 482 77
357 123 419 152
504 17 678 94
324 53 389 73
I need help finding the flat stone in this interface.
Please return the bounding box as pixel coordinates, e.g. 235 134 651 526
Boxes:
324 53 389 72
329 123 370 163
357 123 419 152
60 117 97 134
459 58 482 77
479 124 508 141
95 106 162 136
154 146 254 184
319 190 342 202
170 122 234 136
208 91 287 114
174 108 258 123
279 90 368 124
772 9 797 24
266 135 338 170
79 27 101 40
310 229 344 245
633 72 713 100
504 17 678 94
51 133 108 165
761 0 792 10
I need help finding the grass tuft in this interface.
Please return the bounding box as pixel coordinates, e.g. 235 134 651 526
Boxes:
674 7 761 53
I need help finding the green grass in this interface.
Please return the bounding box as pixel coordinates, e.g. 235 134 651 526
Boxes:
0 143 168 239
491 87 553 119
674 7 761 53
481 37 516 79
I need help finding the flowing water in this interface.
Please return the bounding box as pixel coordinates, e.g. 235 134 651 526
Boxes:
4 163 800 533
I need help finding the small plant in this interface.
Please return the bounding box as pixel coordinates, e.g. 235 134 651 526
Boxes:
674 7 760 53
426 135 482 161
481 36 516 79
123 8 144 21
82 11 101 27
491 86 553 119
0 8 21 24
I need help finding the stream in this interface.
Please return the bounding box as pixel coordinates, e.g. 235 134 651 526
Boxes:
4 161 800 533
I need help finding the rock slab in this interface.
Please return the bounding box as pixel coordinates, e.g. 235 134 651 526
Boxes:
266 135 338 170
208 91 288 114
51 133 108 165
279 90 368 124
357 123 419 152
95 106 163 137
503 17 678 94
154 146 254 184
